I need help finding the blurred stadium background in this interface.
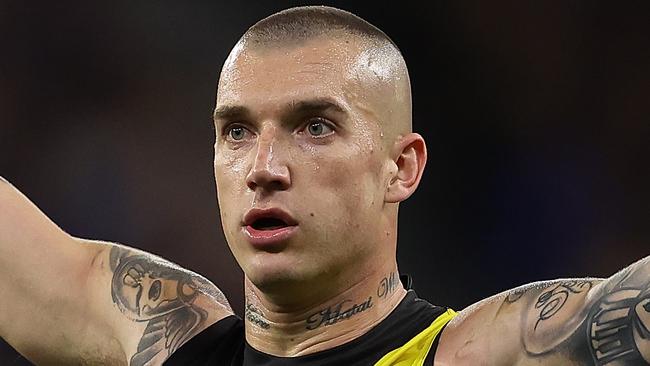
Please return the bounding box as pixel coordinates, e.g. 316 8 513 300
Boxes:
1 1 648 363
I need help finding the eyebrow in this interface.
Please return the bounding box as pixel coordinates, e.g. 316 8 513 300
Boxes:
213 97 347 122
289 98 346 115
213 105 250 121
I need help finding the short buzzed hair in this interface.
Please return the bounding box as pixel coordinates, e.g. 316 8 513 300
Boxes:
240 6 400 51
220 6 413 135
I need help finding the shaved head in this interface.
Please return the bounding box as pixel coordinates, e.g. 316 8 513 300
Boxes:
218 6 412 142
213 6 427 299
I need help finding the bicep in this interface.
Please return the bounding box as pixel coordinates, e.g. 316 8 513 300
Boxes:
88 242 233 365
437 279 603 365
0 181 233 364
502 259 650 365
516 260 650 364
0 182 122 363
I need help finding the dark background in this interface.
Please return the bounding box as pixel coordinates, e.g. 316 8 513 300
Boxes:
1 1 648 363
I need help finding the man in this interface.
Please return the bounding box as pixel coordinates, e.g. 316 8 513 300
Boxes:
1 5 648 365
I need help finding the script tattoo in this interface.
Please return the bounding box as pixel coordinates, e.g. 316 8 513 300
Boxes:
110 246 209 366
306 297 373 330
245 303 271 329
495 282 559 318
518 258 650 365
377 272 400 299
533 280 593 331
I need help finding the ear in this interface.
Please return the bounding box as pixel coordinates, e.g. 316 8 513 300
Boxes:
385 133 427 203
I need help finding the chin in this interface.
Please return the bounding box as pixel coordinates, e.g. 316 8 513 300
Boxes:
245 253 300 286
245 253 315 291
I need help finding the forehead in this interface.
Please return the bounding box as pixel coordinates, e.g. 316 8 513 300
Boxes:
216 36 365 110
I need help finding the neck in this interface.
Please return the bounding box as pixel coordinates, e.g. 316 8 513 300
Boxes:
244 266 407 357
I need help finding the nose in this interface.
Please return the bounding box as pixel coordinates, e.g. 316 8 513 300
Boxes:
245 127 291 192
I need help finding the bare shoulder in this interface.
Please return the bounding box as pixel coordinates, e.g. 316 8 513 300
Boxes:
435 278 603 366
87 241 234 366
436 256 650 366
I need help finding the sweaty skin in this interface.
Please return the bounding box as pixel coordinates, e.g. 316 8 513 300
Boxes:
213 33 427 356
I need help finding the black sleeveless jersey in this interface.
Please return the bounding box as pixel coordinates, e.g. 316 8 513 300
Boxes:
165 284 451 366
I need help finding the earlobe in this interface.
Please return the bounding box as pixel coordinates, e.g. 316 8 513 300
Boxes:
384 133 427 203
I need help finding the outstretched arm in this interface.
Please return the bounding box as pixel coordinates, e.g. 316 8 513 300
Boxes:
436 255 649 365
0 178 233 365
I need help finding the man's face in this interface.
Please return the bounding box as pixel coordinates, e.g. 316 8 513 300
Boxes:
213 36 394 290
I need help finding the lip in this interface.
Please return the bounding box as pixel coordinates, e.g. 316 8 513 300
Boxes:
243 225 298 248
243 207 298 227
242 207 299 248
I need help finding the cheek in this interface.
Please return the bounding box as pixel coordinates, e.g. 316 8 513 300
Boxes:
214 150 250 202
307 145 385 220
214 152 251 242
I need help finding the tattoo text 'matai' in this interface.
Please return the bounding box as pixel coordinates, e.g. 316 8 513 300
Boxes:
306 297 373 330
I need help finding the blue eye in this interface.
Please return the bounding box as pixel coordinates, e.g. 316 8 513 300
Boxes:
229 127 246 140
306 119 334 137
225 125 251 142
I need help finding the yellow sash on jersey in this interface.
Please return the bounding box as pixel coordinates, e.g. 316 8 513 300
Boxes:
374 308 457 366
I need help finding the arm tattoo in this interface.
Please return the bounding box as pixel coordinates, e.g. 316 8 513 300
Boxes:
533 280 593 331
585 262 650 365
518 258 650 365
110 246 209 366
495 281 557 317
588 287 650 364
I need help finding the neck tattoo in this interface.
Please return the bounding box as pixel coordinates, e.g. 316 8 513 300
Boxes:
245 303 271 329
377 272 400 299
306 297 374 330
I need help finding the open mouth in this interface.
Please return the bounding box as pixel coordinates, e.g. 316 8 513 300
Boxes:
251 217 289 231
243 208 299 246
